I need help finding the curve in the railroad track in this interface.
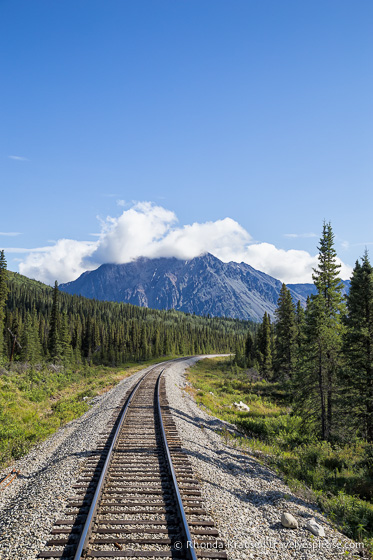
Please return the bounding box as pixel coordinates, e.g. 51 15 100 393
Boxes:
38 360 227 560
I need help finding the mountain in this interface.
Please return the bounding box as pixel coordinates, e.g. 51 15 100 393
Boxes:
288 279 351 301
60 253 309 322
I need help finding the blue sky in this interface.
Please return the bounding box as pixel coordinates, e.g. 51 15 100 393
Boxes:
1 1 372 284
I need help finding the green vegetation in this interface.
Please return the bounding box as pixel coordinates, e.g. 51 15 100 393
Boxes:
232 222 373 443
297 221 346 441
0 359 168 467
188 357 373 551
0 256 252 468
274 282 297 379
343 250 373 442
0 250 8 356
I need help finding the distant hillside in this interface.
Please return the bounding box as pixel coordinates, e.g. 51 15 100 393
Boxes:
60 253 310 321
8 270 53 293
4 269 248 365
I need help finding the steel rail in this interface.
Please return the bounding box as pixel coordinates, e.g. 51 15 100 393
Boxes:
0 469 20 490
72 366 159 560
156 371 198 560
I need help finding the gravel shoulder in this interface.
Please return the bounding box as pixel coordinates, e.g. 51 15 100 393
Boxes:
164 357 367 560
0 356 367 560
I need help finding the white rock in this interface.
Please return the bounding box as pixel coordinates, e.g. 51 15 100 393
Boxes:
281 512 298 529
306 517 325 536
233 401 250 412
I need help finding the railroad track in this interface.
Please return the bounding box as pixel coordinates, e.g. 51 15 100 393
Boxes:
38 361 227 559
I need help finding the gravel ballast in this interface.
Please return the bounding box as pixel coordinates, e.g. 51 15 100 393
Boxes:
0 357 367 559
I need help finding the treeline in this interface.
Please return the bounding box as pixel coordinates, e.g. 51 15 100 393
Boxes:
0 255 250 366
235 221 373 444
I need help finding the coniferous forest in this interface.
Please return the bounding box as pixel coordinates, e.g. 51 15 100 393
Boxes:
0 260 250 366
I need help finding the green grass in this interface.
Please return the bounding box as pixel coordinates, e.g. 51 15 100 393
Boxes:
0 356 173 468
187 357 373 555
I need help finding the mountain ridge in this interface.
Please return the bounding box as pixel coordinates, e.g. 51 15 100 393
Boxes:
60 253 349 322
59 254 292 321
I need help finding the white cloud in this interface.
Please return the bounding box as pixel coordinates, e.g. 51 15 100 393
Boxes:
19 240 97 284
149 218 252 261
8 155 29 161
227 243 351 284
0 232 21 237
16 201 353 285
92 202 178 264
2 247 52 253
284 232 317 239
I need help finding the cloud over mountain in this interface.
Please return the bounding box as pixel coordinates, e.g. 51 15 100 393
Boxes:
18 201 352 285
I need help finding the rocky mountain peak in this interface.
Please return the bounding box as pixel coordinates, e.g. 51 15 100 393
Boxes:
60 253 310 321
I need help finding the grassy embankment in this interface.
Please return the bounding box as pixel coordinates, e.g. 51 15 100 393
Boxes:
0 357 171 469
188 357 373 552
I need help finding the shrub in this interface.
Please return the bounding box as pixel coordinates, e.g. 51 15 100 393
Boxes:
237 414 313 449
51 397 89 424
324 491 373 541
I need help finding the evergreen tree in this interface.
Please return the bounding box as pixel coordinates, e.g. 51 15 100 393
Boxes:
0 250 9 357
48 280 61 359
139 324 150 361
8 315 21 362
245 331 255 366
343 251 373 441
295 300 306 349
256 312 273 378
274 283 297 379
20 308 42 363
233 339 244 366
295 222 345 440
153 329 162 357
60 312 73 363
163 331 170 355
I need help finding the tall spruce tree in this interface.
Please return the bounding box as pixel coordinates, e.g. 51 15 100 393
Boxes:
256 312 273 378
295 300 306 350
343 251 373 441
295 222 345 440
0 250 9 358
60 312 73 363
245 331 255 367
21 308 42 363
48 280 61 359
274 283 297 379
